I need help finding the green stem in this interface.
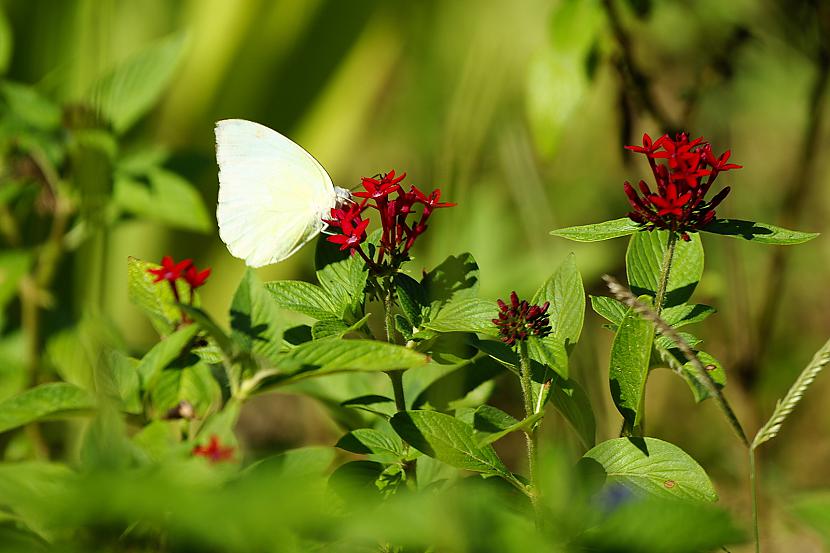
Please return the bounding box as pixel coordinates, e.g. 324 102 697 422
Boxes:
750 448 760 553
518 341 540 519
654 231 678 316
382 278 407 412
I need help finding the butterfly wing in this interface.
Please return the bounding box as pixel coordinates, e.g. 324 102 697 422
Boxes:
215 119 336 267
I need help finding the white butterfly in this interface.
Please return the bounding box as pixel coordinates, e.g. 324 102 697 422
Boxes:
215 119 351 267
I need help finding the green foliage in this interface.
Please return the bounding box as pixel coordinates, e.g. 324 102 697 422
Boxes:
550 217 641 242
702 219 819 245
626 231 703 307
390 410 518 484
583 437 718 502
0 383 94 433
609 298 655 431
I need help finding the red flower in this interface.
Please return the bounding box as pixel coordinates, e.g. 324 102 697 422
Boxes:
192 435 234 463
184 265 212 289
325 204 370 251
147 256 192 284
493 292 552 346
623 132 741 240
323 170 455 270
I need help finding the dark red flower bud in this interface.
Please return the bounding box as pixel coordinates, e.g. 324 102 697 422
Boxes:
492 292 552 346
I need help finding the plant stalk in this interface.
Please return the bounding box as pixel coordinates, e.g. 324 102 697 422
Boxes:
750 448 760 553
654 231 678 316
518 340 540 519
382 278 407 412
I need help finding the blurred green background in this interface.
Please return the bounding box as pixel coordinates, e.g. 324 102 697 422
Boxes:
2 0 830 550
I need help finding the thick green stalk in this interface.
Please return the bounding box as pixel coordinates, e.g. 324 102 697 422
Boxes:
518 341 540 517
654 231 678 315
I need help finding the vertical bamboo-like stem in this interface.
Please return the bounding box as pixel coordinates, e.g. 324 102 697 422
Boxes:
383 279 407 412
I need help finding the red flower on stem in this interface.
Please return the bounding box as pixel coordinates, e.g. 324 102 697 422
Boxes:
623 132 741 240
493 292 552 347
324 170 455 271
147 256 212 310
192 435 234 463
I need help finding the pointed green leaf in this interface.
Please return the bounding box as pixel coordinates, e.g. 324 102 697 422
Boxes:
137 323 199 387
703 219 818 245
314 237 368 318
550 218 640 242
472 405 544 446
422 253 480 317
609 298 656 430
88 32 187 132
527 334 568 379
128 257 192 336
390 410 514 481
336 428 405 459
0 383 95 433
424 298 497 335
231 269 283 364
264 280 336 320
583 437 717 502
662 303 715 328
548 374 596 449
627 230 703 308
150 360 221 417
591 295 627 324
113 169 211 232
395 272 427 328
532 252 585 352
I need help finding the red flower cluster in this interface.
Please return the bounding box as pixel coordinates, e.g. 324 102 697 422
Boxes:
324 170 455 269
147 256 211 305
493 292 552 346
623 132 741 240
192 435 234 463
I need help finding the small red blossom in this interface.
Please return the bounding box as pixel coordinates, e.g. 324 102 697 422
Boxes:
324 170 455 270
493 292 552 346
184 265 212 289
192 435 234 463
147 256 192 284
623 132 741 240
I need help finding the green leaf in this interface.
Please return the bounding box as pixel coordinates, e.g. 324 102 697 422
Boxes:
390 410 514 481
680 351 726 403
0 383 95 433
609 299 656 430
582 497 743 553
526 334 568 379
702 219 819 245
88 32 187 132
395 272 427 328
421 253 480 317
472 405 544 446
137 324 199 388
591 295 627 324
178 305 235 358
1 82 61 129
412 356 504 411
106 351 141 414
150 360 221 417
582 437 717 502
231 269 283 364
662 303 715 328
314 238 368 318
264 280 337 320
336 428 405 459
113 169 211 232
550 218 640 242
423 298 497 335
278 339 429 383
532 252 585 352
548 374 596 449
626 230 703 308
311 314 370 340
127 256 188 335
